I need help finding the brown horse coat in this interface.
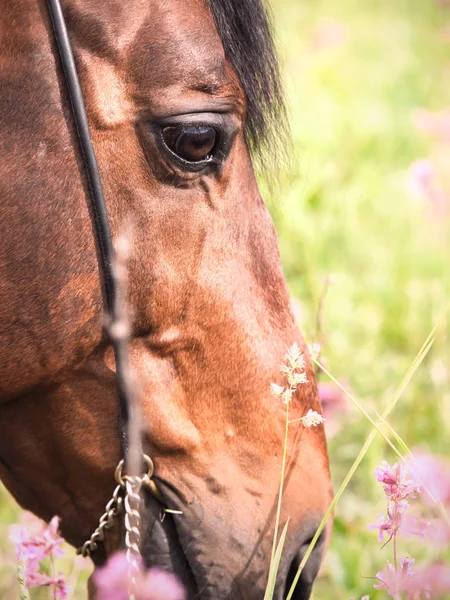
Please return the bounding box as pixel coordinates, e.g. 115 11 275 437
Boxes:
0 1 332 598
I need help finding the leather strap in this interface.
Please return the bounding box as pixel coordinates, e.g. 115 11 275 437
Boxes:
47 0 131 461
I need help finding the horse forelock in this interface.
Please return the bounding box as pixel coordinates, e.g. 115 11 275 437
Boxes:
209 0 288 164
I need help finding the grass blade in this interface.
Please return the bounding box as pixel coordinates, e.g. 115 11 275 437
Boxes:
264 519 290 600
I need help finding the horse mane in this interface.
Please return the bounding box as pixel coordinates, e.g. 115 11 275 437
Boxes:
209 0 288 163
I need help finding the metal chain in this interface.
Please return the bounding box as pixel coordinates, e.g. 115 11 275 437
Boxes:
124 476 143 600
77 484 123 557
77 454 159 560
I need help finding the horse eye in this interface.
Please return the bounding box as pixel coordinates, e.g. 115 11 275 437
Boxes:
162 125 217 162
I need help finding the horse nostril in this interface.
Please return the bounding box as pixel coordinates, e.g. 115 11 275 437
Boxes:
284 531 326 600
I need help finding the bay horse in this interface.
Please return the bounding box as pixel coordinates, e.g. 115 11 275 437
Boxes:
0 0 332 598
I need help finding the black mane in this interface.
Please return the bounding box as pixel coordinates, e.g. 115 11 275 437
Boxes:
209 0 287 162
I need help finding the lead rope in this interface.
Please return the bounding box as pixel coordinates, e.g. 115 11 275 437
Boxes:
46 0 164 586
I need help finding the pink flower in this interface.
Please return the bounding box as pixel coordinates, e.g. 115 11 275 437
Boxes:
94 552 186 600
10 515 65 564
25 572 68 599
375 461 420 501
318 382 348 413
317 381 350 438
374 558 416 598
400 512 430 541
374 562 400 596
425 518 450 546
368 515 393 543
406 563 450 597
406 159 448 216
141 569 186 600
371 457 450 598
408 451 450 507
9 513 67 596
369 500 409 542
94 552 131 600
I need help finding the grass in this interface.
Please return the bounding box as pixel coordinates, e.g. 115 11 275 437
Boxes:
269 0 450 597
1 0 449 598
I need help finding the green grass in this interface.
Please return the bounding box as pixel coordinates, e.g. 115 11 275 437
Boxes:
1 0 449 598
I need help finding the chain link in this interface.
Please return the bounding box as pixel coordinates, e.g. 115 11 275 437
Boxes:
123 477 143 600
77 454 158 559
77 484 123 557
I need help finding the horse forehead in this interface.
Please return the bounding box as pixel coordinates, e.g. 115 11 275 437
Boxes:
136 1 227 82
70 0 226 81
69 0 229 126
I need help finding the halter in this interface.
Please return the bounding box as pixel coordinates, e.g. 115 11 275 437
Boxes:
46 0 163 569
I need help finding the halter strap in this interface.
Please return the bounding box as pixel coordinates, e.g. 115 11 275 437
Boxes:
46 0 130 459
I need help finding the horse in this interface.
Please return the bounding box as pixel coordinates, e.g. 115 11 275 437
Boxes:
0 0 332 598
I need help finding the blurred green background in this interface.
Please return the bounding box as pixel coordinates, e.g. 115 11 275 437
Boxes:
271 0 450 597
1 0 449 598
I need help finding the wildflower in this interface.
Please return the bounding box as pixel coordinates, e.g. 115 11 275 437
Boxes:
400 512 430 541
272 342 309 405
408 451 450 507
374 558 415 598
270 383 285 397
287 370 308 387
369 514 396 543
317 381 349 437
283 342 306 372
370 461 424 550
375 461 420 501
25 572 68 599
94 551 186 600
374 562 398 596
406 158 448 216
94 552 130 600
300 409 326 428
405 563 450 598
281 389 293 405
9 514 68 597
370 456 450 599
11 515 65 567
318 381 347 413
307 342 321 361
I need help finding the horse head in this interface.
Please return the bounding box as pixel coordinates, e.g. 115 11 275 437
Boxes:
0 1 332 598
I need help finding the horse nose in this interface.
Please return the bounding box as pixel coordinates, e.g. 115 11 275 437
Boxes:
283 526 327 600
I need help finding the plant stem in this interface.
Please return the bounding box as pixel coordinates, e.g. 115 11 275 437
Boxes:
17 559 31 600
393 527 398 595
50 551 56 600
270 399 290 567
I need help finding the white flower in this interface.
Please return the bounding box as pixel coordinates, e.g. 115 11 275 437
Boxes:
300 409 326 427
284 342 306 371
307 342 321 361
273 343 310 405
270 383 285 397
281 389 293 404
288 371 309 387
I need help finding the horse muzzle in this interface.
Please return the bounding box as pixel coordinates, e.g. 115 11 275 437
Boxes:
138 484 327 600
